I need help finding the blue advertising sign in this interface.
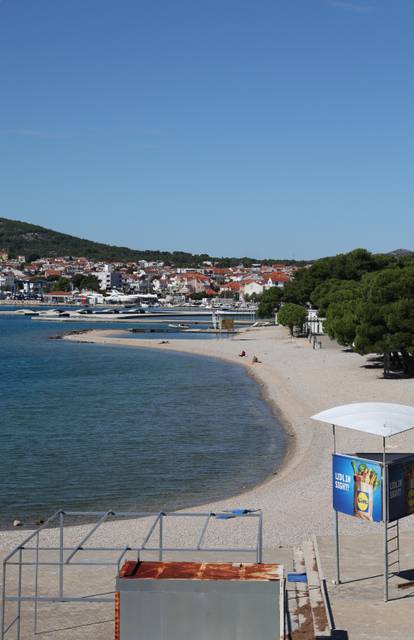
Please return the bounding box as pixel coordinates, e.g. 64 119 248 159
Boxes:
388 455 414 522
333 454 382 522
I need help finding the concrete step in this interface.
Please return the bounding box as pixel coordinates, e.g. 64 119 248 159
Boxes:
286 547 315 640
285 540 333 640
302 540 330 637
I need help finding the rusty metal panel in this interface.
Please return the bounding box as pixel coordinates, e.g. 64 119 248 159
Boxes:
119 561 282 581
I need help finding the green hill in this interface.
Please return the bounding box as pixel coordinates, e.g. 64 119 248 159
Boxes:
0 217 305 267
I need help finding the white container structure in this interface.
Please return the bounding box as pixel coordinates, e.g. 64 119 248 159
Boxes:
115 561 284 640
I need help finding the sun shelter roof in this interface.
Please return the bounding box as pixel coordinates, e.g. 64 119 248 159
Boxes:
311 403 414 438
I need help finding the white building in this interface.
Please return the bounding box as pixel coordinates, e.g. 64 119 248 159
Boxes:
0 273 15 290
241 281 264 297
94 264 122 291
76 291 105 305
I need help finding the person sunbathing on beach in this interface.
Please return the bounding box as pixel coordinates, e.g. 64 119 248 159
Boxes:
239 350 246 357
251 355 261 363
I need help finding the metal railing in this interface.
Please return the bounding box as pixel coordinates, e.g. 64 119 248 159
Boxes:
1 508 262 639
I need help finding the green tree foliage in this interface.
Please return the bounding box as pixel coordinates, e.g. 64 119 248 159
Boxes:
257 287 283 318
282 269 314 305
72 273 101 291
382 299 414 352
51 277 71 292
190 291 211 300
308 248 389 282
354 267 414 354
277 303 307 336
245 292 262 303
284 249 393 306
363 266 414 305
311 279 362 316
323 266 414 354
26 253 40 263
324 300 360 347
71 274 84 289
282 249 414 356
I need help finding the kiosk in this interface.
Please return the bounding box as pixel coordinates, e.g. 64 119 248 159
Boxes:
311 402 414 602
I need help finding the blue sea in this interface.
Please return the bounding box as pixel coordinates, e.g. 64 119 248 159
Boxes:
0 312 286 527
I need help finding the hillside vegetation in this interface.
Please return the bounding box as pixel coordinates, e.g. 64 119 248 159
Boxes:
0 217 305 267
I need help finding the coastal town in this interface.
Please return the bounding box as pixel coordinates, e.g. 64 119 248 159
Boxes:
2 239 414 640
0 250 299 305
1 0 414 638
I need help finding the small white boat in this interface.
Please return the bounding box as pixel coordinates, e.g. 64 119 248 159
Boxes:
168 322 190 329
14 308 37 316
37 309 70 317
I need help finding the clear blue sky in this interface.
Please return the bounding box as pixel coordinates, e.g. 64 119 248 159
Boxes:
0 0 413 259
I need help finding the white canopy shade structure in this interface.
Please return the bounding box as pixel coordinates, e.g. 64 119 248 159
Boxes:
311 402 414 438
311 402 414 601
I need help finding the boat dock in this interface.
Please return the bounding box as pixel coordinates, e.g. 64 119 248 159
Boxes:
1 308 257 324
29 315 254 324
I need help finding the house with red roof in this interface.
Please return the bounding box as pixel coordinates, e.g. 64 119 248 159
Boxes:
265 272 290 287
43 291 75 303
219 281 241 295
240 279 265 297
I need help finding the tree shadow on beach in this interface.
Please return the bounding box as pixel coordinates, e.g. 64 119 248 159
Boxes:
360 355 383 370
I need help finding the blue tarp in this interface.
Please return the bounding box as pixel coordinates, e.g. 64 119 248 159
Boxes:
287 572 308 583
215 509 255 519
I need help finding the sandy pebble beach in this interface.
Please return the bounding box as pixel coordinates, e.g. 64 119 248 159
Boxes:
2 325 414 555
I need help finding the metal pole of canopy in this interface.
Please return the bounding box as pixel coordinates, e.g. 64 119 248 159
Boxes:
333 424 341 584
383 435 388 602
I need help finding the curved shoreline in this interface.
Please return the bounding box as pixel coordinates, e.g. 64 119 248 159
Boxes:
64 328 299 485
61 327 414 539
3 324 414 554
59 326 317 528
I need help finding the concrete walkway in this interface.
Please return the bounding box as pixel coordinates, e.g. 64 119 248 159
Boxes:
317 531 414 640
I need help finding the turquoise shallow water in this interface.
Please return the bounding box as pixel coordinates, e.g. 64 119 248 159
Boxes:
0 315 286 527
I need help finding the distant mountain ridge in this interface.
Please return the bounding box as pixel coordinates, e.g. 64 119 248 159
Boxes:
386 248 414 257
0 217 304 267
